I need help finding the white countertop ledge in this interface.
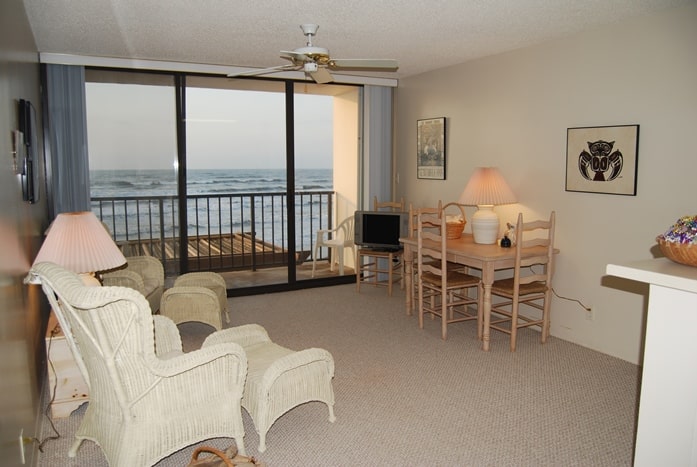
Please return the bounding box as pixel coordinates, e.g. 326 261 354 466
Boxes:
607 258 697 293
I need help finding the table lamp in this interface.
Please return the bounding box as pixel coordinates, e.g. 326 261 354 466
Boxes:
458 167 517 244
31 211 126 285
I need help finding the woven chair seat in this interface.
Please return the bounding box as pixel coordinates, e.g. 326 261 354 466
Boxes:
422 270 480 288
491 277 548 295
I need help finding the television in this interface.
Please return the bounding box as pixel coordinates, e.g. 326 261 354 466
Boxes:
354 210 409 251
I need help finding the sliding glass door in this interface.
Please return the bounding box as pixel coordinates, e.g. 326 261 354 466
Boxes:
86 69 360 293
185 77 289 287
85 71 180 274
294 82 359 281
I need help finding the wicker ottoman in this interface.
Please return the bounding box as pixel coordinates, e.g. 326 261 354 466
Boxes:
204 324 336 452
160 286 224 330
174 271 230 324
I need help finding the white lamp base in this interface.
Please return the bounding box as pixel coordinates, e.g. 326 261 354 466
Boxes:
471 205 500 244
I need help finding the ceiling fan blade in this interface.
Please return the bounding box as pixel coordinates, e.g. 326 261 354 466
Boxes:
227 64 299 78
281 50 310 63
328 58 399 70
309 67 333 84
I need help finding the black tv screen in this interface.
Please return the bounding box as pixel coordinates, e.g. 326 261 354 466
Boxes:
354 210 409 250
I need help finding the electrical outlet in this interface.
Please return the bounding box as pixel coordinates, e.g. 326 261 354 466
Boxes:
18 429 25 464
586 305 594 321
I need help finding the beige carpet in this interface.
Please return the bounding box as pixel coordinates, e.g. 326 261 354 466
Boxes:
37 283 639 466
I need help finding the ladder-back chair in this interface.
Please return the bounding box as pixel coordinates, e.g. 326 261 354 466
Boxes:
417 208 482 340
489 211 556 351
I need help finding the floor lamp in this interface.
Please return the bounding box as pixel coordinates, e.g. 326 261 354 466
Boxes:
459 167 517 245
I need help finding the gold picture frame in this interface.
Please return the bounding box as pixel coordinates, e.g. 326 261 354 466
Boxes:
417 117 446 180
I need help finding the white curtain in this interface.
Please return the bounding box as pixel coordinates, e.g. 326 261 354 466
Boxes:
361 85 394 208
44 64 90 217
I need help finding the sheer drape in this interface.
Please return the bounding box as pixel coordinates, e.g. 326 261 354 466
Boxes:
44 64 90 217
362 85 394 207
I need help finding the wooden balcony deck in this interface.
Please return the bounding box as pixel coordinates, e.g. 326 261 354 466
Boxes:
118 232 312 274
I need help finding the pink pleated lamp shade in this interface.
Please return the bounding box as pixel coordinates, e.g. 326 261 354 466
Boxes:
33 211 126 274
458 167 517 206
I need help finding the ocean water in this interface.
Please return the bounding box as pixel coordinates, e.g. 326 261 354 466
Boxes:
90 168 332 197
90 168 333 251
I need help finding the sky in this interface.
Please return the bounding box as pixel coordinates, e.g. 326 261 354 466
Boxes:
86 82 334 171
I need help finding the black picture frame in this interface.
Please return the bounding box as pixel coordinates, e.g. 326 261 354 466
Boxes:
565 124 639 196
417 117 446 180
18 98 39 204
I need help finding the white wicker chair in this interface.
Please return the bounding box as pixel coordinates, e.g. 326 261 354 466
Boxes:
204 324 336 452
101 255 165 313
29 262 248 466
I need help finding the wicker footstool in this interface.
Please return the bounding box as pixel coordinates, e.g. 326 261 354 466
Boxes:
204 324 336 452
160 286 223 330
174 272 230 324
160 272 229 330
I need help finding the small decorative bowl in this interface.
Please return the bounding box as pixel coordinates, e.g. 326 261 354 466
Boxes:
657 237 697 267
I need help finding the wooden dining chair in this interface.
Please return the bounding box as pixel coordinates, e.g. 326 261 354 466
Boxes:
355 197 405 296
489 211 556 351
417 207 482 340
406 201 444 314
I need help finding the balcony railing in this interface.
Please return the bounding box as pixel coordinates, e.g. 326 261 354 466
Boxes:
92 190 334 274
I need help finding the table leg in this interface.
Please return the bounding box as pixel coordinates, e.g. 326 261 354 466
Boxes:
404 257 413 315
481 263 494 351
482 283 492 351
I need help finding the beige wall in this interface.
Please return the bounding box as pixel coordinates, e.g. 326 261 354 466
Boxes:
0 0 49 464
395 3 697 364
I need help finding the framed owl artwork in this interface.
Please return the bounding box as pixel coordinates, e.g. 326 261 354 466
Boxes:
565 124 639 196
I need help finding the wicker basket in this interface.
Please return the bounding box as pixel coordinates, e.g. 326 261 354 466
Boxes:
657 237 697 267
443 202 467 239
446 220 466 239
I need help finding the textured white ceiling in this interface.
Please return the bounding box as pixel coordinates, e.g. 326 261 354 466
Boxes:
22 0 692 80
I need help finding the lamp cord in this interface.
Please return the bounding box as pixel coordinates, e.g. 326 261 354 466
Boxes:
551 287 592 312
33 323 62 452
529 265 592 312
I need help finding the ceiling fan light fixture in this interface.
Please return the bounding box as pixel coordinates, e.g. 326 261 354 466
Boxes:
304 62 318 73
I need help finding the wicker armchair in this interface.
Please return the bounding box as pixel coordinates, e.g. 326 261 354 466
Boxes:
204 324 336 452
29 262 248 466
101 255 164 313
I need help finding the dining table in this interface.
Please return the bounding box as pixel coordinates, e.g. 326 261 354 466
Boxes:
400 233 557 351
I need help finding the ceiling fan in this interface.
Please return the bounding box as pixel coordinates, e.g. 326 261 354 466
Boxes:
228 24 398 84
